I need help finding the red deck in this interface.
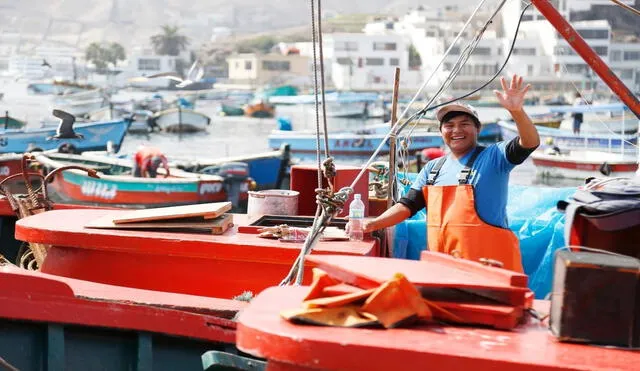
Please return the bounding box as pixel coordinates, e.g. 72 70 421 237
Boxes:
237 286 638 371
14 209 378 299
0 265 239 343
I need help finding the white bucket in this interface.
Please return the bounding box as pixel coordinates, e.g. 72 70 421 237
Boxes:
247 189 300 218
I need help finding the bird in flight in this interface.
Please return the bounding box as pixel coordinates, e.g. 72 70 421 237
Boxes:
49 109 84 140
129 60 204 88
42 59 52 68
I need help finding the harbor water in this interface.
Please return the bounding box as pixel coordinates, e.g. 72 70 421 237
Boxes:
0 80 593 188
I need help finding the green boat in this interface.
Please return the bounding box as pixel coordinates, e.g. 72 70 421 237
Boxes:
219 104 245 116
0 113 27 130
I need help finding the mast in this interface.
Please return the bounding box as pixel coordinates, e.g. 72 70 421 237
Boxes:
530 0 640 119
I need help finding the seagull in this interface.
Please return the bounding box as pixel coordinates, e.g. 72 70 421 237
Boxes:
48 109 84 140
41 58 52 68
129 60 204 88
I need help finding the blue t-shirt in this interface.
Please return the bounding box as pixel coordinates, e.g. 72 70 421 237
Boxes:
411 142 516 228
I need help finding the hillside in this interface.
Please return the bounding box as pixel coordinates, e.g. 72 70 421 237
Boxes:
0 0 472 51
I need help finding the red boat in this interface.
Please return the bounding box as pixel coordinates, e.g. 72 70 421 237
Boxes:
0 263 249 370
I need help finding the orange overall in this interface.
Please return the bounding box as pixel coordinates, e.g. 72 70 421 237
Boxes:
422 147 524 272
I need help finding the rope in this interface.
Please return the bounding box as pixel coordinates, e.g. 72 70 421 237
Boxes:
309 0 322 189
345 0 493 192
316 0 330 158
396 1 533 167
610 0 640 16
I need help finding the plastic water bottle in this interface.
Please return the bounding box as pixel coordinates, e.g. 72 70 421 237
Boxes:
348 194 365 241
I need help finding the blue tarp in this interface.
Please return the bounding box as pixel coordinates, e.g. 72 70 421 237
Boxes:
392 173 576 299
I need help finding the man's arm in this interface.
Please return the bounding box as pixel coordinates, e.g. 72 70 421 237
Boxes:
362 203 412 233
494 74 540 149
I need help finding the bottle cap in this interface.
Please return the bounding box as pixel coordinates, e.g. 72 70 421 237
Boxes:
354 194 361 200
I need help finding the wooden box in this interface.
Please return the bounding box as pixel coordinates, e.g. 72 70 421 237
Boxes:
550 249 640 348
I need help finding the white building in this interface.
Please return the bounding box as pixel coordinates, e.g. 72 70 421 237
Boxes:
296 32 422 92
3 43 82 81
116 47 185 89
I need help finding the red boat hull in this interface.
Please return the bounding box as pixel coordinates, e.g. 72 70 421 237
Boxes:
16 209 379 299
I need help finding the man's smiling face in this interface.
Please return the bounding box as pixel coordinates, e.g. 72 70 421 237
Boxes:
440 113 479 156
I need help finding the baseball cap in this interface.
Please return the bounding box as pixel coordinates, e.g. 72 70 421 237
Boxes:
436 102 480 124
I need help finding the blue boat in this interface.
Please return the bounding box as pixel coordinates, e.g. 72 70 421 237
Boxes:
498 120 638 154
269 123 445 158
0 119 130 154
175 144 291 190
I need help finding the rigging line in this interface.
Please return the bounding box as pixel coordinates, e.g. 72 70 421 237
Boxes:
610 0 640 17
309 0 322 188
345 0 491 191
556 53 639 150
398 1 532 140
400 0 516 141
316 0 330 158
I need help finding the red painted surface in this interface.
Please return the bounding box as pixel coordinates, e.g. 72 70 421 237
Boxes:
307 254 529 296
238 286 637 371
531 0 640 119
290 165 369 217
49 172 227 205
532 157 638 172
0 156 24 182
15 209 378 299
0 265 237 343
419 251 529 287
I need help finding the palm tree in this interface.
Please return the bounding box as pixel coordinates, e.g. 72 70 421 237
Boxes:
151 25 189 56
86 42 108 72
107 42 126 68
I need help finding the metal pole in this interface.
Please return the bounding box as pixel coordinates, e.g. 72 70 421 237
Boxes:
387 68 401 210
531 0 640 119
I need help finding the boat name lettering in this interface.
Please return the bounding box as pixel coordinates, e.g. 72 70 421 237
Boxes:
334 139 373 149
81 181 117 199
0 166 10 176
0 137 7 147
200 183 223 194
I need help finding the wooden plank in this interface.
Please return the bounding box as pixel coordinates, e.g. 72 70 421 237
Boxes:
306 255 529 306
111 202 231 224
420 251 528 288
86 214 234 235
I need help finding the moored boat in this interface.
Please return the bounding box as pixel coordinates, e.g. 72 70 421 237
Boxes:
152 108 211 133
0 263 246 370
498 120 637 154
531 150 638 179
0 119 130 154
34 153 250 208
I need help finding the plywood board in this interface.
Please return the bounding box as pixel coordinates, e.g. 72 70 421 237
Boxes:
112 202 231 224
86 213 234 235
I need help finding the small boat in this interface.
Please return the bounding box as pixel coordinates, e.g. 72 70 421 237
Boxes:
244 101 275 118
34 152 251 209
498 120 637 154
531 112 563 129
0 119 130 154
151 107 211 133
548 104 639 134
269 123 445 158
88 106 155 133
0 112 27 130
219 103 245 116
175 143 292 189
531 149 639 179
